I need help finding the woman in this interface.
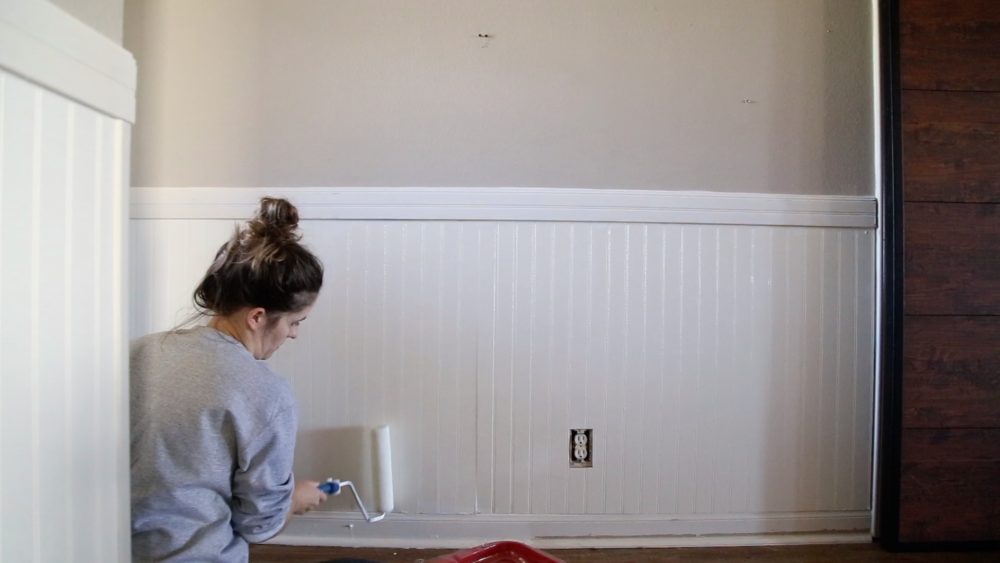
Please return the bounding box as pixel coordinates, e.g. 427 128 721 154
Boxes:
131 197 329 562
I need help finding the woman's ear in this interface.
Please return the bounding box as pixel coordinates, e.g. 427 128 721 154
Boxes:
246 307 268 331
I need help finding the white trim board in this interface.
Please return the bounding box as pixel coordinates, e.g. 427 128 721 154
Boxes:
0 0 136 122
272 511 871 549
131 187 877 228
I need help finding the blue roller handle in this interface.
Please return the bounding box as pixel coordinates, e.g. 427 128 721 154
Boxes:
318 480 341 495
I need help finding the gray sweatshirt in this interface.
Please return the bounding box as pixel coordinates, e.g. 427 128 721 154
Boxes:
130 326 297 562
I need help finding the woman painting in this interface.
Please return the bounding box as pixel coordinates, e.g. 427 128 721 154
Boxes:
130 197 328 561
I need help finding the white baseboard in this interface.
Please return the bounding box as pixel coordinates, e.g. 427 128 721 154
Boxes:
130 187 877 228
270 511 871 549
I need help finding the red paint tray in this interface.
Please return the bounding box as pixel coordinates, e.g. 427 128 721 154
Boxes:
429 540 564 563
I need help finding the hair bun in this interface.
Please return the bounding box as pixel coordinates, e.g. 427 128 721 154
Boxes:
248 197 301 243
193 195 323 316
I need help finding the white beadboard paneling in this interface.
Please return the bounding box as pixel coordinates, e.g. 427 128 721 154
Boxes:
129 220 233 335
0 69 130 562
1 71 35 563
475 224 499 514
34 87 64 561
130 189 875 544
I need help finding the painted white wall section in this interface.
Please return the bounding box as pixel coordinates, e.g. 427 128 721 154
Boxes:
0 1 133 560
130 188 876 546
124 0 872 194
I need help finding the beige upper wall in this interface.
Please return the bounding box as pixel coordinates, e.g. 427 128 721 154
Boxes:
48 0 123 44
125 0 873 195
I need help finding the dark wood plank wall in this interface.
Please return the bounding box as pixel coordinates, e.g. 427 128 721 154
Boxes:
896 0 1000 544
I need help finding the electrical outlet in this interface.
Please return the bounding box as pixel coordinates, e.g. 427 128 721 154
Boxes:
569 429 592 468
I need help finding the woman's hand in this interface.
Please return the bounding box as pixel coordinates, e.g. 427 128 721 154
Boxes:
291 479 328 515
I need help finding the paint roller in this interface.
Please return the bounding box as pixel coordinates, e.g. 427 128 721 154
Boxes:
318 424 394 523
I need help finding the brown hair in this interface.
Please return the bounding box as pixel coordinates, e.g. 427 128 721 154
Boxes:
193 197 323 316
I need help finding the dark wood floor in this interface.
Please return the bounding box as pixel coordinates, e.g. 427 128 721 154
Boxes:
250 543 1000 562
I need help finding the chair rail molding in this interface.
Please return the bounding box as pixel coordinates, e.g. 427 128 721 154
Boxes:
131 186 877 228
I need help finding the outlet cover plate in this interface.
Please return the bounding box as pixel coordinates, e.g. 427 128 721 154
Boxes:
570 428 593 468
